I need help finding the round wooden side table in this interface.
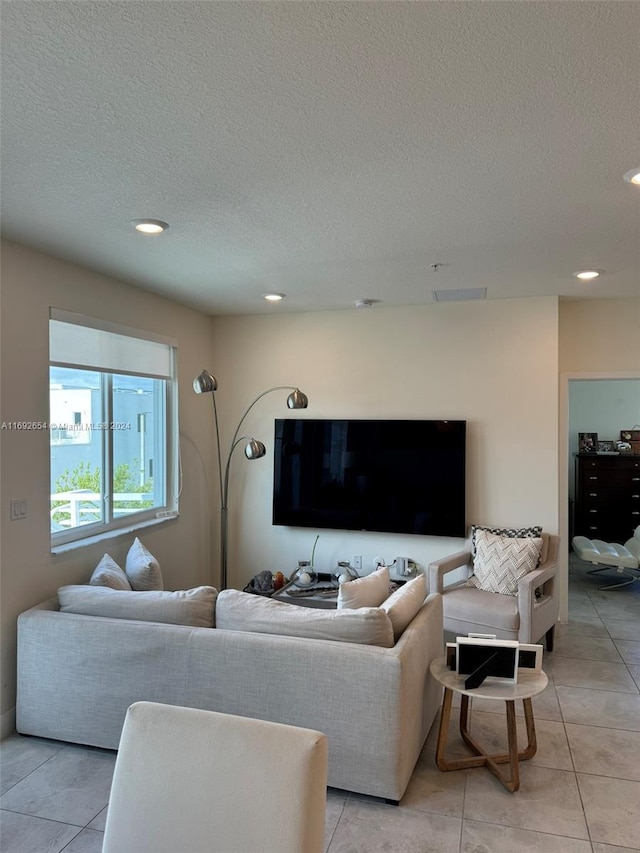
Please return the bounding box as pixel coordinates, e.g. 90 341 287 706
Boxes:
429 657 548 792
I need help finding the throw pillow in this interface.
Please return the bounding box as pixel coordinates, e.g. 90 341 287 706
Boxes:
125 537 163 591
89 554 132 590
337 565 390 610
470 524 543 559
469 529 543 596
58 585 217 628
216 589 394 647
380 573 427 640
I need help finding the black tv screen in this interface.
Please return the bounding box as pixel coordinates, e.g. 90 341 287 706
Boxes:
273 419 466 537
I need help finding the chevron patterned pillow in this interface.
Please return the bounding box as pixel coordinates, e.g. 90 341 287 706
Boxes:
468 529 543 596
470 524 543 559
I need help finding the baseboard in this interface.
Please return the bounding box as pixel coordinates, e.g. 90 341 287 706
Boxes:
1 706 16 740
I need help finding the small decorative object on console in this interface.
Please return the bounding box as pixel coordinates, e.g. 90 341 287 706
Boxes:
244 570 277 596
334 561 358 586
290 561 318 588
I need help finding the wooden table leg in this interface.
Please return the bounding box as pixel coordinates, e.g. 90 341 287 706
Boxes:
504 700 520 791
436 691 488 771
435 688 453 771
437 693 539 792
521 697 537 760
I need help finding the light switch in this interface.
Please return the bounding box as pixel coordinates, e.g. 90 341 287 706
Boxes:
10 499 27 520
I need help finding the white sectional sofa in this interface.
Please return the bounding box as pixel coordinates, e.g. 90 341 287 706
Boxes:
16 588 444 803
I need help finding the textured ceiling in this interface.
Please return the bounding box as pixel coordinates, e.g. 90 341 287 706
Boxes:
1 1 639 315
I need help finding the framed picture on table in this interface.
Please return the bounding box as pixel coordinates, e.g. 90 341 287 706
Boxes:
455 637 520 687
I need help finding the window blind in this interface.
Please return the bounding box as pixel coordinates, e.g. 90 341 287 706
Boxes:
49 308 176 379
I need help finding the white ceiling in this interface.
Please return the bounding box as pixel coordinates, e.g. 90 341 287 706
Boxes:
1 1 639 316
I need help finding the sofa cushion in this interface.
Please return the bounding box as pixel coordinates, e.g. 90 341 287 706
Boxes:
90 554 132 590
337 566 390 609
469 530 543 596
58 585 217 627
125 537 163 591
216 589 394 647
380 573 427 640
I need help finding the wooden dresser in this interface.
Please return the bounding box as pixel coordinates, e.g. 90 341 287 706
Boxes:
574 454 640 543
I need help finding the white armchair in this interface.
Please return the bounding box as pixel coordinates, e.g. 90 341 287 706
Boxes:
428 533 560 651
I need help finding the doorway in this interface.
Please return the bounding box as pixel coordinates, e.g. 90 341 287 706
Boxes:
559 372 640 621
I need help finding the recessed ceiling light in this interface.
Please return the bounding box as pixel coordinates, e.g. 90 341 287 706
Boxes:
263 292 285 302
573 270 603 281
623 168 640 185
131 218 169 234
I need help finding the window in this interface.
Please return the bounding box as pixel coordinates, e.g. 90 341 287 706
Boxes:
49 309 178 545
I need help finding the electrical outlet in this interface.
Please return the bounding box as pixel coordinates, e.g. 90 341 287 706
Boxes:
155 510 179 519
352 555 362 572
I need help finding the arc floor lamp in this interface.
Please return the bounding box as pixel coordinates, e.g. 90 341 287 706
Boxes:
193 370 309 590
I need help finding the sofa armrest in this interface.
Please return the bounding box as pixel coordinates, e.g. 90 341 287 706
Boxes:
517 534 560 643
21 596 60 613
518 532 559 599
517 562 557 615
428 550 471 594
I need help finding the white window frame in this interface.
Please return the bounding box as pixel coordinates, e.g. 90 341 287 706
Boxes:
49 308 179 547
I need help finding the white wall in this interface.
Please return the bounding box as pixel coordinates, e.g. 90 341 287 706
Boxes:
0 241 216 732
209 297 560 590
559 298 640 373
569 379 640 453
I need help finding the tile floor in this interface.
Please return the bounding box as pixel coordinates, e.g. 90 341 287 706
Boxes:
1 553 639 852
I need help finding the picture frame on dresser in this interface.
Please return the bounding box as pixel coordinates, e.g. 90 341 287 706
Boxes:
597 440 615 453
578 432 598 453
620 430 640 455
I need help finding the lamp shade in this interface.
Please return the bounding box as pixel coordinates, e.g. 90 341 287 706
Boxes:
287 388 309 409
244 438 266 460
193 370 218 394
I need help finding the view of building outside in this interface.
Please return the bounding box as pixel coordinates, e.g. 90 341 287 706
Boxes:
50 367 165 532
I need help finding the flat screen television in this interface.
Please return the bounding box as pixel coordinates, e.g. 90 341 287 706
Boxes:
273 419 466 537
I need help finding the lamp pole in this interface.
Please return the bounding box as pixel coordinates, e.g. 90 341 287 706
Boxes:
194 371 308 589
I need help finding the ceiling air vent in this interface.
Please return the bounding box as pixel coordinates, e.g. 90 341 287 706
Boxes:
432 288 487 302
